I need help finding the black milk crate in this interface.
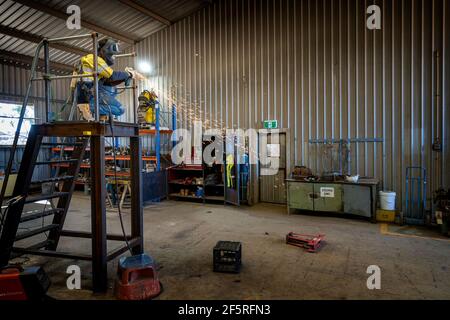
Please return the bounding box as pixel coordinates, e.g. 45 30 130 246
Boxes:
213 241 242 273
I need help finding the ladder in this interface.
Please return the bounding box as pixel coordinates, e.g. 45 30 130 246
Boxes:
0 129 89 267
0 32 143 293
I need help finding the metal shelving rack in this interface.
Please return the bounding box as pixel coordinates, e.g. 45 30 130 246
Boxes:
167 138 227 204
51 102 177 187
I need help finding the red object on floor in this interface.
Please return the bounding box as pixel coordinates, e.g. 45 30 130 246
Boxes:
0 268 26 300
286 232 325 253
115 254 161 300
0 266 50 300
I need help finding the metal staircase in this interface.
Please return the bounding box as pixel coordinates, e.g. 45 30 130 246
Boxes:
0 133 89 266
0 32 144 292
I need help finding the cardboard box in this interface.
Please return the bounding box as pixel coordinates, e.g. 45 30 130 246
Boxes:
376 209 396 223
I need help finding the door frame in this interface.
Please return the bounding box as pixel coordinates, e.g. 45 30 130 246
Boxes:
257 129 292 204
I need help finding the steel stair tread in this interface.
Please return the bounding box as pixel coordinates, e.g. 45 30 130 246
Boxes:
15 224 60 241
25 192 71 204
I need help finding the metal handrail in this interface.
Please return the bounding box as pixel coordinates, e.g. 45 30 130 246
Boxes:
47 34 93 43
114 53 136 59
0 33 102 223
32 73 98 81
116 85 137 90
0 32 141 219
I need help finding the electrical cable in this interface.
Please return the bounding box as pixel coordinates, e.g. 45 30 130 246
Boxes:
0 196 25 239
107 106 132 255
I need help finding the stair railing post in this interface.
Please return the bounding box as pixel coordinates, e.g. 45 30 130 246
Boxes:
0 41 44 217
44 39 51 122
92 33 100 122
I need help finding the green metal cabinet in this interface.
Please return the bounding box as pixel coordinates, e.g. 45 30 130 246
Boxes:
286 179 378 219
342 184 377 218
313 184 343 212
287 182 314 211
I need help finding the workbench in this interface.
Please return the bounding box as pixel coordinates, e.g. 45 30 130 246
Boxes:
286 179 379 220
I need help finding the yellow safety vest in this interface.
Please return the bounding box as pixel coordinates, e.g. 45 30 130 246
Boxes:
80 54 113 82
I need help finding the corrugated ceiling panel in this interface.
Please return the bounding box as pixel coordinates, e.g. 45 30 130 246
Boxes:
134 0 210 22
0 0 210 66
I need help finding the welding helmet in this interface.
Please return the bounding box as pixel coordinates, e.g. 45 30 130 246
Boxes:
98 39 120 66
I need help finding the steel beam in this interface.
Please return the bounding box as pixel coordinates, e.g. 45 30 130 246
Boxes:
0 49 73 73
0 25 88 56
118 0 171 26
14 0 137 44
59 230 133 241
12 248 92 261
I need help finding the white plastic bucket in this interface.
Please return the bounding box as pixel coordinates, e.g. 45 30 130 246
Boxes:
379 191 396 211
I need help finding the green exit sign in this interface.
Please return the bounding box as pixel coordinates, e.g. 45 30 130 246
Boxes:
263 120 278 129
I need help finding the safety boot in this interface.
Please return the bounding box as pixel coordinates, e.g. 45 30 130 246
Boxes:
78 104 94 121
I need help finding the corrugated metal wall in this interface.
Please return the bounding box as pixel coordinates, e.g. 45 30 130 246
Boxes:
0 63 71 178
0 64 71 115
126 0 450 210
0 0 448 210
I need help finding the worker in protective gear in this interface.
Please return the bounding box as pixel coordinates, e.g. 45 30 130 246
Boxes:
137 90 158 127
76 38 145 120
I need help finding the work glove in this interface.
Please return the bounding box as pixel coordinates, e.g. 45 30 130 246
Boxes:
125 67 146 81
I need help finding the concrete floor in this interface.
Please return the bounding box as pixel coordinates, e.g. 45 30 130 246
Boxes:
14 192 450 300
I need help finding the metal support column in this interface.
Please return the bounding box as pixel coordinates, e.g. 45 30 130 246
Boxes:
90 135 107 292
130 135 143 255
133 81 138 124
43 39 51 122
92 33 100 121
155 104 161 171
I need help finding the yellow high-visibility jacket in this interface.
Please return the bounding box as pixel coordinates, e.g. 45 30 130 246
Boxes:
80 54 113 82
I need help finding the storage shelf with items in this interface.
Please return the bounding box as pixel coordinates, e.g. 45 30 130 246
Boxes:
167 164 205 201
49 101 176 200
167 137 226 204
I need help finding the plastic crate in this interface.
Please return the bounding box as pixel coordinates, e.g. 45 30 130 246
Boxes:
213 241 242 273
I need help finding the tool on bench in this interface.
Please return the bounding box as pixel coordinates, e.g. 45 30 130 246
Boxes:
286 232 325 253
